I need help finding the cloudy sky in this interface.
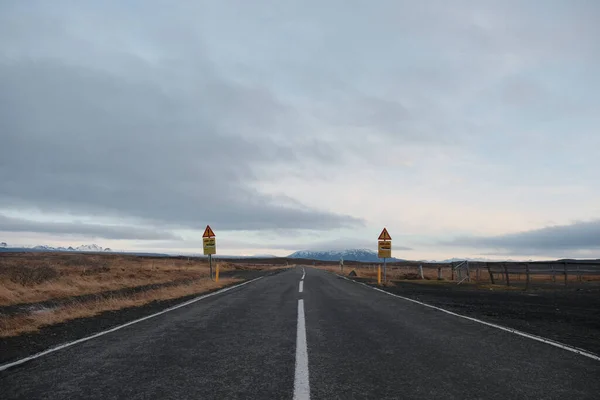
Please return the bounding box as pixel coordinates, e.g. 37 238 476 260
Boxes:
1 1 599 260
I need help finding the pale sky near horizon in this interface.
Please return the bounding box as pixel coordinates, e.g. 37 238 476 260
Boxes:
1 1 599 260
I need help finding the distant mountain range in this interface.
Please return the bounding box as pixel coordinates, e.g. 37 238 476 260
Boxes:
214 254 277 259
0 243 266 258
421 257 528 263
35 244 113 252
0 242 540 262
0 243 112 252
286 250 529 263
288 249 404 262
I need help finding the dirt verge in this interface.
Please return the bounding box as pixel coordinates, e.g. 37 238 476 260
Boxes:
0 269 283 365
347 276 600 356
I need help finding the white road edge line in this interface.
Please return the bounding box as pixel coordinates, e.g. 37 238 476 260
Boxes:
340 276 600 362
293 299 310 400
299 281 304 293
0 276 264 372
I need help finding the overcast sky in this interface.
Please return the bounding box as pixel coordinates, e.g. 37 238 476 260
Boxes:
1 1 599 260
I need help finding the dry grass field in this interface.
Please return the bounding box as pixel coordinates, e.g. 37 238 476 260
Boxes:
0 252 281 337
322 265 442 280
318 262 600 287
0 252 231 306
0 277 239 337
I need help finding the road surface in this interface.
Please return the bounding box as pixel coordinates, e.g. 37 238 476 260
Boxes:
1 267 599 399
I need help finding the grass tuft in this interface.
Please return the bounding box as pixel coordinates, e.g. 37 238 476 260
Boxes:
0 278 240 337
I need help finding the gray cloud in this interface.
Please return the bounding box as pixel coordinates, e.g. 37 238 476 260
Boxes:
0 1 368 234
0 57 362 231
0 215 179 240
1 0 598 249
444 221 600 253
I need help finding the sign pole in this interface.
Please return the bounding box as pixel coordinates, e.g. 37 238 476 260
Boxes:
209 254 213 281
384 257 387 284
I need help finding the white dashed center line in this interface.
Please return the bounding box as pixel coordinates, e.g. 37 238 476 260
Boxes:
293 299 310 399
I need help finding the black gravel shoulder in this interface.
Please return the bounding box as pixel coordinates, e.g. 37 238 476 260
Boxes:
0 269 284 365
357 279 600 355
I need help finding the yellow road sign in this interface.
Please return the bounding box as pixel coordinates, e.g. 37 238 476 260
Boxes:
203 237 216 255
378 240 391 258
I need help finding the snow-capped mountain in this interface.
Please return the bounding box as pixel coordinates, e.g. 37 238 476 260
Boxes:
0 242 7 248
33 245 57 251
288 249 403 262
437 257 521 263
432 257 495 263
76 244 104 252
415 257 527 263
30 244 108 252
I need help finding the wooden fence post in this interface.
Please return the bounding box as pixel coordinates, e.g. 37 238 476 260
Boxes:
504 263 510 287
451 262 455 281
466 261 471 282
525 263 531 291
437 267 442 280
476 268 480 281
487 262 495 284
564 261 568 287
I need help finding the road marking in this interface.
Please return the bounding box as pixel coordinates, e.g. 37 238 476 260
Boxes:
301 267 306 280
340 276 600 362
0 276 264 372
299 281 304 293
293 299 310 400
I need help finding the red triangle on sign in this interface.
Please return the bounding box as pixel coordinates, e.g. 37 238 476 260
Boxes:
202 225 216 238
378 228 392 241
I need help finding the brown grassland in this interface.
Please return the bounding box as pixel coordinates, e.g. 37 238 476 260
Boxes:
318 263 600 286
0 277 239 337
0 252 280 337
0 253 223 306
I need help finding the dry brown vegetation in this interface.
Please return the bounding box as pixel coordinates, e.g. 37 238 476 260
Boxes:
0 277 240 337
317 263 600 286
0 252 282 337
0 253 235 306
321 265 439 280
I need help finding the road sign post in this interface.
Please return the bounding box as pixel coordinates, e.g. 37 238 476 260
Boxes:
378 228 392 284
203 225 216 280
384 258 387 283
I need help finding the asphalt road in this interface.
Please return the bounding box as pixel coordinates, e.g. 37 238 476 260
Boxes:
1 267 599 399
